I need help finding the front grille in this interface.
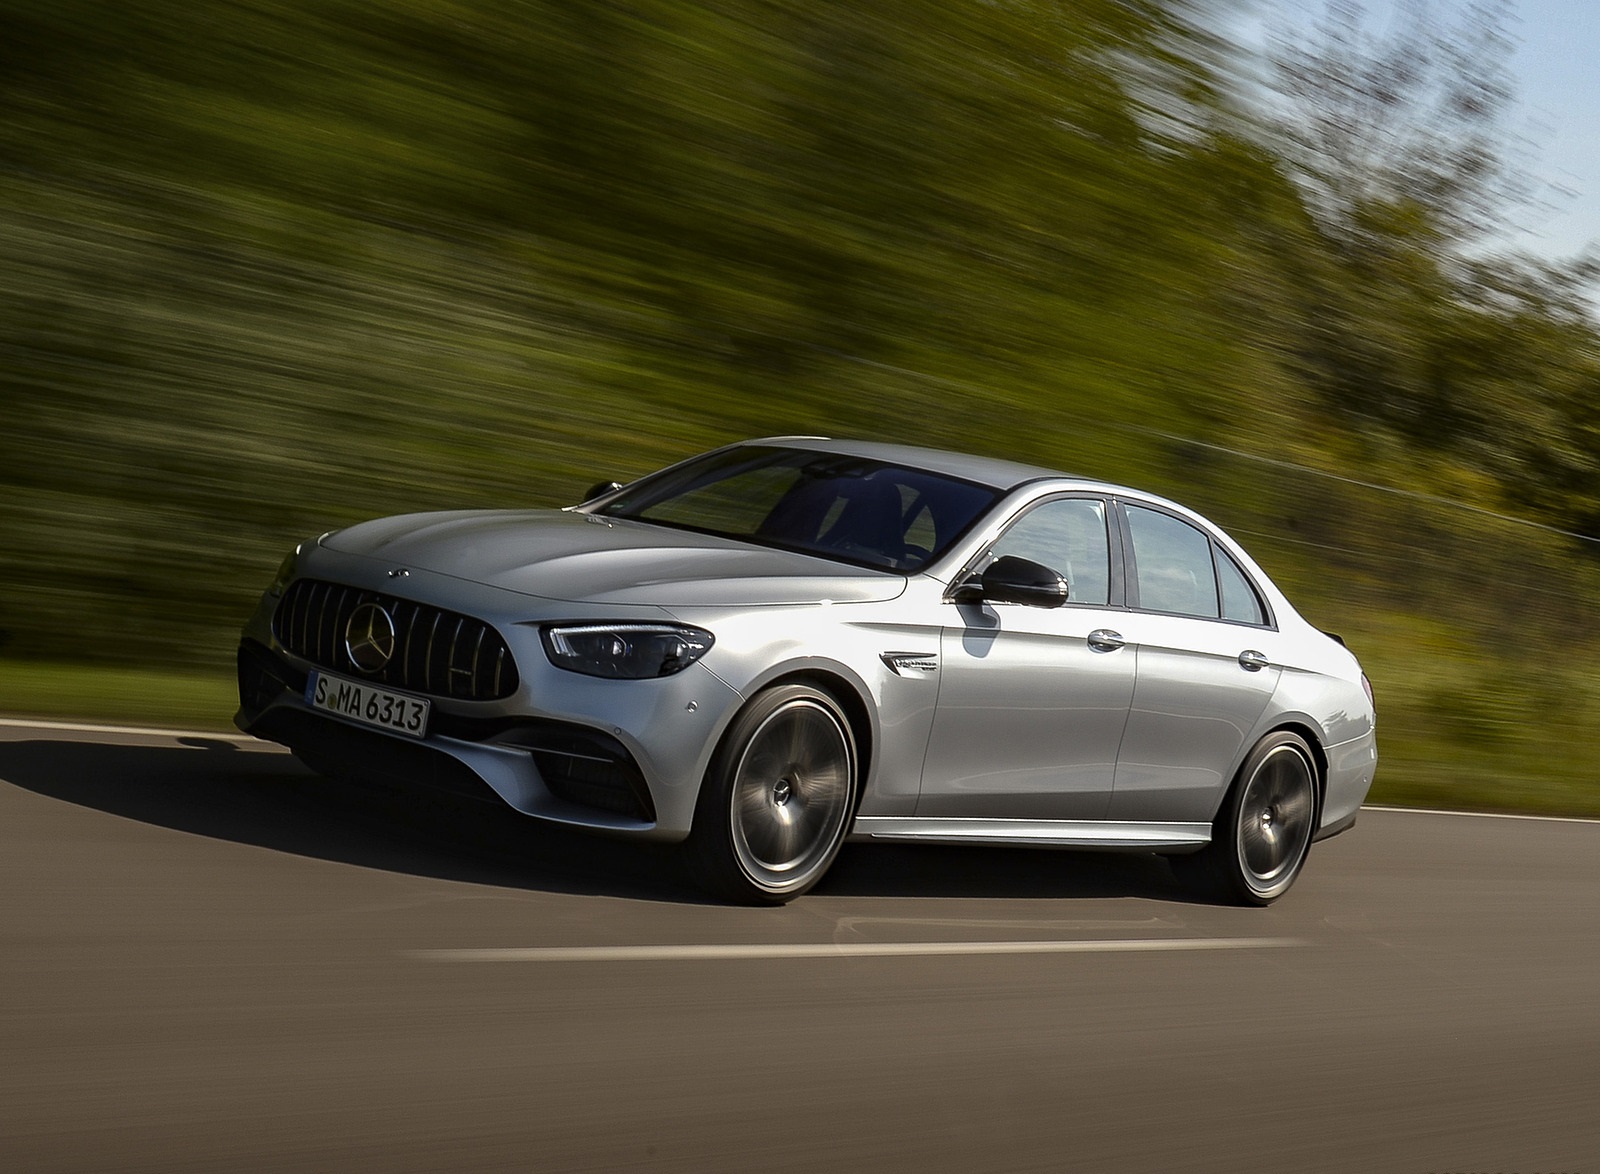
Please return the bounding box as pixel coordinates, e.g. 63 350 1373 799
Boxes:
273 578 519 701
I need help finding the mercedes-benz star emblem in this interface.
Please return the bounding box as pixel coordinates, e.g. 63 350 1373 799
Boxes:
344 602 397 673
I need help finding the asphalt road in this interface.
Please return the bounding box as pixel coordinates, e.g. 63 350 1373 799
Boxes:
2 719 1597 1174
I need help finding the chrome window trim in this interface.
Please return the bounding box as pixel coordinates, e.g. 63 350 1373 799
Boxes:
1112 498 1278 631
941 490 1125 608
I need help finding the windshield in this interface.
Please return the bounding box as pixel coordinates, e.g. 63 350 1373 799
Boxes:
594 446 1001 572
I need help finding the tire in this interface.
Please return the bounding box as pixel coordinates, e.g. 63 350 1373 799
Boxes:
686 683 859 905
1177 730 1319 906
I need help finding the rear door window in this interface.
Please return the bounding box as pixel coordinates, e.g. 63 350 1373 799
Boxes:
1124 505 1219 618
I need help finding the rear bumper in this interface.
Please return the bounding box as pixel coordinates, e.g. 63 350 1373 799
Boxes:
1318 727 1378 841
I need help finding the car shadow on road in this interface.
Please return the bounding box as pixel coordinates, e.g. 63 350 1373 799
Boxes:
0 737 706 902
0 737 1196 905
821 840 1188 902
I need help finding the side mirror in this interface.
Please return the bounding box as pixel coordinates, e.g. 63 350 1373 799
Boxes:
584 480 624 502
958 555 1069 608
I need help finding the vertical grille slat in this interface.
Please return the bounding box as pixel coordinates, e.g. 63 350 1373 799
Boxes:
325 586 340 668
342 587 360 668
293 582 310 657
424 611 443 696
272 579 518 701
469 625 487 699
315 586 332 669
314 586 331 669
397 600 418 690
407 603 429 692
311 582 328 666
446 617 465 697
299 581 320 659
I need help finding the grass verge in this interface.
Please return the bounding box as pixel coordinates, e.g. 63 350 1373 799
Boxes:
1340 614 1600 820
0 660 238 732
1 657 1595 820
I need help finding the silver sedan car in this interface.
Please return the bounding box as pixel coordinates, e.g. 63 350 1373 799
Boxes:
236 437 1377 904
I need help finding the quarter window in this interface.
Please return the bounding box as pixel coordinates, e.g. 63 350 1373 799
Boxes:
988 498 1110 606
1216 548 1266 625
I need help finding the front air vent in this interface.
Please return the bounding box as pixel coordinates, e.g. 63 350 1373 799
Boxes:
272 579 519 701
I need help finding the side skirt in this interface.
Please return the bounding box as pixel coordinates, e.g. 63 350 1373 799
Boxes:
848 816 1211 851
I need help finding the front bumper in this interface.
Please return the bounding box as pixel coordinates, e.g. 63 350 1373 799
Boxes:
236 598 741 841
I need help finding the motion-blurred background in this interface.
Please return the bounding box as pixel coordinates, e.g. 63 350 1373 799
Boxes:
2 0 1596 814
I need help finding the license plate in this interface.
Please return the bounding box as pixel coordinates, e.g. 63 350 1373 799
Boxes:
306 671 430 739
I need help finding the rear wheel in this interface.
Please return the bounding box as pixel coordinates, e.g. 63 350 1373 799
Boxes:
686 683 858 905
1177 731 1318 906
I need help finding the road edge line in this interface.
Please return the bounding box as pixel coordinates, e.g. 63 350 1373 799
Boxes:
0 716 262 744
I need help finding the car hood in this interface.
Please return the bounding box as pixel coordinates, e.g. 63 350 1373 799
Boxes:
321 509 907 606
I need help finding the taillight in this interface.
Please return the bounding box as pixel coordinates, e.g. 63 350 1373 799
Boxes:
1361 672 1375 717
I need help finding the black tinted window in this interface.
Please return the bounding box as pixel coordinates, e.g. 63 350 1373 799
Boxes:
598 446 999 572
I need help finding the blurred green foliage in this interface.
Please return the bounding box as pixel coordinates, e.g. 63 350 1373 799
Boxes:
1 0 1597 812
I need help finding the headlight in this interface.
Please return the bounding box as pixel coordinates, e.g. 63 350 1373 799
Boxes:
268 544 302 597
267 533 333 597
541 623 714 679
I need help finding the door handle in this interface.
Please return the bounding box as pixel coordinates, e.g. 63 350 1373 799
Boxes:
1088 629 1126 653
1238 649 1270 672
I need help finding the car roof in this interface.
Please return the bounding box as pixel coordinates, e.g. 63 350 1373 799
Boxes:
743 436 1113 493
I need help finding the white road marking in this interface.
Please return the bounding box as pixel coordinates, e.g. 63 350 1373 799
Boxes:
832 915 1183 934
1365 805 1600 826
0 717 266 744
406 937 1303 963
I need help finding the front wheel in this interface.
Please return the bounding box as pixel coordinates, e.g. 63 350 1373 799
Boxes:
685 683 859 905
1177 731 1319 906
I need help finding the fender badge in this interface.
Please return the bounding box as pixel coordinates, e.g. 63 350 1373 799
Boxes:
881 652 938 677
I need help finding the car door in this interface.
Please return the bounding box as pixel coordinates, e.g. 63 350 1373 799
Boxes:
1106 502 1283 823
917 496 1136 820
